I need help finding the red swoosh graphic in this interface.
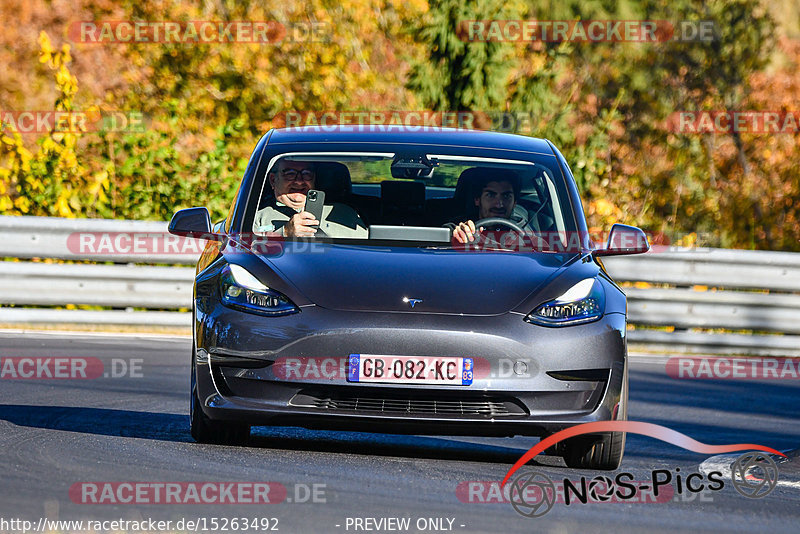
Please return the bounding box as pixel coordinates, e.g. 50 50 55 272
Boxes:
502 421 786 486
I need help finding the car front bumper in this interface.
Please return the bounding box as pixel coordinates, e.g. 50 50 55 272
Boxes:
194 302 627 437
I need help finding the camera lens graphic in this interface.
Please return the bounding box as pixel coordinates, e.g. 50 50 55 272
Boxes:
731 452 779 499
587 476 615 502
508 469 557 518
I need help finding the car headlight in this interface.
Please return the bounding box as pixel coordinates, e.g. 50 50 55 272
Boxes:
524 278 604 327
219 264 299 316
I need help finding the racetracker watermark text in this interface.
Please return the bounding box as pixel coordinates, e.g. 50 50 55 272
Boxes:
66 229 682 257
457 20 716 42
666 356 800 379
0 357 142 379
1 110 145 134
69 21 329 44
273 355 532 380
70 482 326 504
457 478 680 504
667 111 800 134
0 517 280 532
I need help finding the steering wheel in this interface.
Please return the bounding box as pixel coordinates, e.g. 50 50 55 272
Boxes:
473 217 526 234
470 217 552 251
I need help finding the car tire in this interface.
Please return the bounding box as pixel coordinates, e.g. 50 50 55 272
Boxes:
190 357 251 446
561 432 625 470
562 361 628 470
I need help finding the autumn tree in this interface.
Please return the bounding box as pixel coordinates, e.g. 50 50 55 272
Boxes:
406 0 520 112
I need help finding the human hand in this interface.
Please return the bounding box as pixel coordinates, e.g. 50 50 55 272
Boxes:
453 220 478 243
284 211 319 237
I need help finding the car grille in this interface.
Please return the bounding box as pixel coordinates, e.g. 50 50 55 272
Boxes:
290 390 527 417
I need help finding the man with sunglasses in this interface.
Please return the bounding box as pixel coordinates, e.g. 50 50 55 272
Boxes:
254 160 367 238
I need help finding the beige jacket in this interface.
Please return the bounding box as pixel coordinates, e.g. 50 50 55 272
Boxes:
253 201 368 238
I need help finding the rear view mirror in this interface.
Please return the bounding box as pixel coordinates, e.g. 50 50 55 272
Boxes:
168 207 223 240
594 223 650 256
391 155 437 179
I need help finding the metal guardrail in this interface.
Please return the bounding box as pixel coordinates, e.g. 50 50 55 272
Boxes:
604 249 800 354
0 215 197 264
625 287 800 334
0 261 194 308
602 248 800 292
2 215 800 355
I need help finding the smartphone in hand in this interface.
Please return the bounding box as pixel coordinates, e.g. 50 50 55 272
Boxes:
303 189 325 227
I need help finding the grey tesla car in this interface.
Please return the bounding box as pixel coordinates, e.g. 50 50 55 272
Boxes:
168 126 649 470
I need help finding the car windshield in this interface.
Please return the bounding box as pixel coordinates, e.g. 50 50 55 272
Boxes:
248 152 578 252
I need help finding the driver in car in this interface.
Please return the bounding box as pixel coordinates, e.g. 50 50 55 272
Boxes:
254 160 367 238
452 172 526 244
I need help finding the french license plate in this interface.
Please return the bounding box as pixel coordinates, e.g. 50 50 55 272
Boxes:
347 354 473 385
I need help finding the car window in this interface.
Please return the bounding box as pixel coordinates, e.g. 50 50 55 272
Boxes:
250 152 576 250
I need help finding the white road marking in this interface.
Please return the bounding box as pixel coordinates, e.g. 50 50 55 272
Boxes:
700 452 800 490
0 329 190 341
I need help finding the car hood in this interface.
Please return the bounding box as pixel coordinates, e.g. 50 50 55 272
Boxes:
253 243 581 315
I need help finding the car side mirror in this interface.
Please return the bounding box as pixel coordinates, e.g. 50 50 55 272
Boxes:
168 207 224 240
593 223 650 257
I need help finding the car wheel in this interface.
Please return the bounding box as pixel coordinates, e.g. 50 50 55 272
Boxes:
190 356 251 446
562 361 628 470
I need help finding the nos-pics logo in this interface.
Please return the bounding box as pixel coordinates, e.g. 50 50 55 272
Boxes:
503 421 782 518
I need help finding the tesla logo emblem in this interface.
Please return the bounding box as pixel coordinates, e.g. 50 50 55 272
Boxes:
402 297 423 308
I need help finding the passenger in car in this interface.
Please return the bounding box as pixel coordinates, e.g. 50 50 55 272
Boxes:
254 160 368 238
452 172 529 243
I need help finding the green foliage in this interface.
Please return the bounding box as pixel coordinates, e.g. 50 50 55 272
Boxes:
407 0 625 223
615 0 776 246
1 31 250 222
409 0 780 244
98 118 247 221
0 1 797 251
406 0 521 111
1 32 109 218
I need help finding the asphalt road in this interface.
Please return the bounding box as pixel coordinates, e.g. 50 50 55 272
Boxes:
0 331 798 534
